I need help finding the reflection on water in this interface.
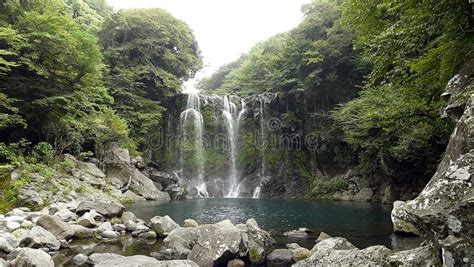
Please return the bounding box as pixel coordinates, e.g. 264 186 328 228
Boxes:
53 236 164 266
127 198 422 250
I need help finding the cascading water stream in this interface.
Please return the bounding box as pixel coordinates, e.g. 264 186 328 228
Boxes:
253 95 266 199
223 95 239 197
179 93 208 198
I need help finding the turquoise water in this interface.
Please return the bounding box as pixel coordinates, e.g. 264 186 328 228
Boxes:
127 198 421 250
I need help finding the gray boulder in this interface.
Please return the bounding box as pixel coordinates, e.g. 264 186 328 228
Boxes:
123 190 147 202
138 231 157 240
104 143 131 165
97 222 113 233
130 168 172 201
295 238 391 266
0 233 18 254
7 248 54 267
76 201 124 218
283 229 308 239
19 226 60 251
352 187 373 202
101 230 120 239
184 219 198 228
292 247 311 262
53 208 77 222
388 245 438 266
144 168 180 188
163 219 274 266
391 201 421 236
267 249 293 267
5 222 20 232
316 232 331 241
72 253 88 265
0 258 9 267
122 211 137 222
77 212 97 228
150 216 180 237
309 237 356 254
87 253 124 265
36 215 74 240
71 224 95 238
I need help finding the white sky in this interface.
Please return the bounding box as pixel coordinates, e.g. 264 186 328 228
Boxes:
107 0 311 91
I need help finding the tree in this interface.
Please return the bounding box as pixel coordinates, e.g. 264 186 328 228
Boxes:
334 0 474 178
100 8 202 147
0 0 131 155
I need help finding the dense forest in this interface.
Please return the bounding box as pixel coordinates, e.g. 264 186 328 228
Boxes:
198 0 474 198
0 0 473 209
0 0 202 210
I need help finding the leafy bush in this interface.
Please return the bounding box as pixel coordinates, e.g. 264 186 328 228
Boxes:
31 142 55 165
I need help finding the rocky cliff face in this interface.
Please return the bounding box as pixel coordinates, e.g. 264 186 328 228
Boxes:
392 60 474 265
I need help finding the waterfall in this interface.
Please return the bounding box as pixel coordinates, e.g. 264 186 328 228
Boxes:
237 99 247 130
253 96 266 199
179 93 208 198
252 186 261 199
223 95 240 198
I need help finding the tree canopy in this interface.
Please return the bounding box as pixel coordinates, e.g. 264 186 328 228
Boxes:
100 8 202 147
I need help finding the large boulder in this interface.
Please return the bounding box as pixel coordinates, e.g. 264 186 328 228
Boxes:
36 215 74 240
7 248 54 267
129 168 171 201
390 64 474 265
391 201 421 236
163 219 275 266
144 168 180 188
71 157 106 187
19 226 60 251
388 245 439 266
150 216 180 237
76 212 97 228
106 161 171 202
266 249 293 267
71 225 95 238
76 201 124 218
104 143 131 165
0 233 19 255
295 238 391 266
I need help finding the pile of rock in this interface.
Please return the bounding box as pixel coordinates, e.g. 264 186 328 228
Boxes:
0 201 141 266
152 218 275 266
12 145 173 211
390 61 474 265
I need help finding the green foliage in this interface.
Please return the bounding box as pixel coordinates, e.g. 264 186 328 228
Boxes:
75 184 88 194
31 142 55 165
0 0 135 157
200 1 364 109
335 0 473 178
100 8 202 148
59 157 76 174
1 161 55 211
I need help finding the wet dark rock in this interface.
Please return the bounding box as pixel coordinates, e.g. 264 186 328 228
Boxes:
227 258 245 267
267 249 293 267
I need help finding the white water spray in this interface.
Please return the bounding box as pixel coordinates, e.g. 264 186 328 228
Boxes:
223 95 239 197
179 93 208 198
